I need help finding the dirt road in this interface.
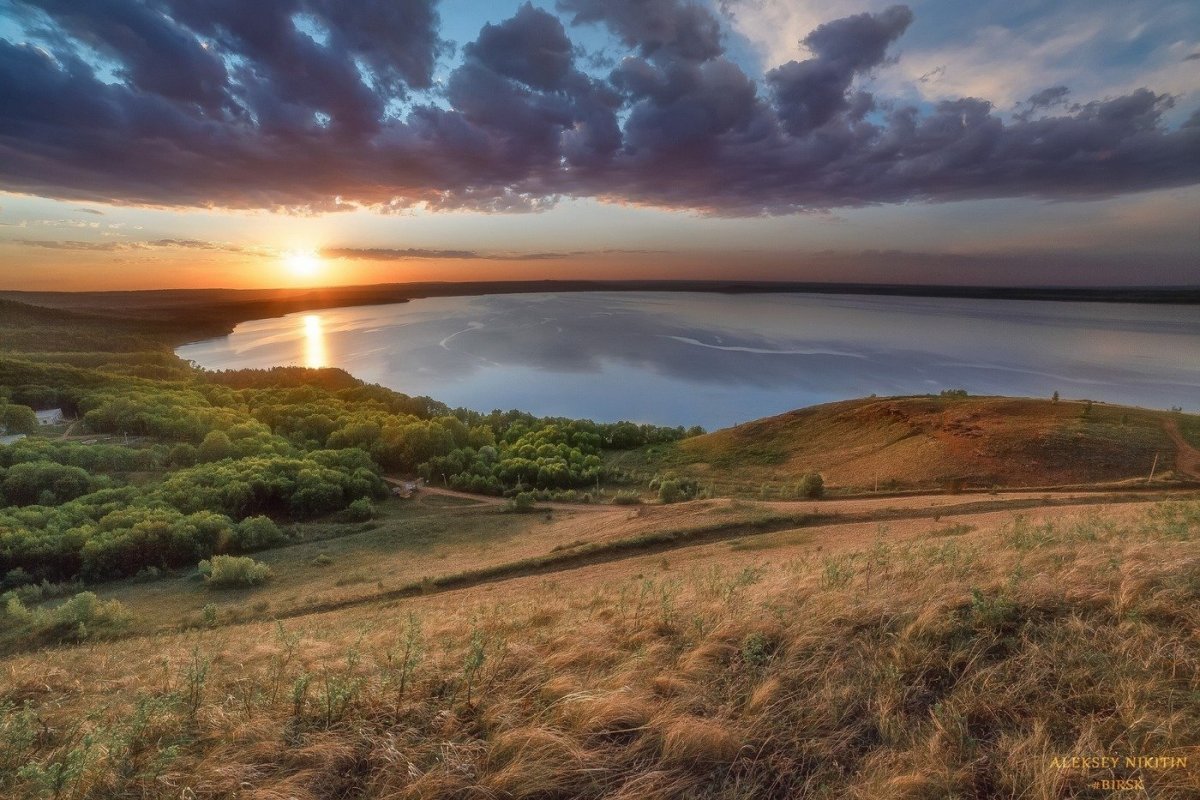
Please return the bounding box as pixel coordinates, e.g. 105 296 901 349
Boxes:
386 478 621 513
255 486 1195 625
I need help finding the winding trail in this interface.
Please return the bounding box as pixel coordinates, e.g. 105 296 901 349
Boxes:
250 488 1196 626
384 478 618 513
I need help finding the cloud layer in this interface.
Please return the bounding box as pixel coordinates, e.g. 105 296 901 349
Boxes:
1 0 1197 214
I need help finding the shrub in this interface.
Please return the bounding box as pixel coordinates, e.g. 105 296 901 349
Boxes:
197 430 233 462
797 472 825 499
0 403 38 435
1 591 131 642
169 443 198 467
507 492 537 513
658 480 682 504
2 567 32 591
199 555 272 589
233 515 287 550
2 461 93 506
741 631 775 667
612 490 642 505
342 497 375 522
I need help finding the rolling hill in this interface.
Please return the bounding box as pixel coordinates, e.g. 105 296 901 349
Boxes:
612 395 1199 494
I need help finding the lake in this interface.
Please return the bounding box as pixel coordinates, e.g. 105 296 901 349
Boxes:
176 292 1200 429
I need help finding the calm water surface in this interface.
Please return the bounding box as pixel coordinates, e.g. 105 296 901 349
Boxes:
177 293 1200 428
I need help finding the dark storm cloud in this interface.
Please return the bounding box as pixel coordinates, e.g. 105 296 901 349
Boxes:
0 1 1197 214
767 6 912 135
557 0 723 63
15 0 231 110
1014 86 1071 121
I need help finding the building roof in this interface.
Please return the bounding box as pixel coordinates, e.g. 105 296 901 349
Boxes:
35 408 64 423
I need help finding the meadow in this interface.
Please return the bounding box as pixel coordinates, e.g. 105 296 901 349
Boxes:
2 498 1197 798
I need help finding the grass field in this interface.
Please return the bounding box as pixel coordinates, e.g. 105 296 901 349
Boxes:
609 395 1195 496
2 498 1196 798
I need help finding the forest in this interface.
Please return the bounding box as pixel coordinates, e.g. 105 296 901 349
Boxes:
0 355 695 587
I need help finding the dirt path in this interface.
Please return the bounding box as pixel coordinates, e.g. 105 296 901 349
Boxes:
247 489 1189 625
398 477 1197 518
387 478 621 513
1163 419 1200 480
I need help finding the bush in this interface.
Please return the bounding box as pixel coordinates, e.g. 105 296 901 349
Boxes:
199 555 272 589
169 443 198 467
612 490 642 505
233 515 287 550
342 497 374 522
2 567 32 591
2 461 94 506
1 591 131 642
659 480 683 504
0 403 37 435
507 492 537 513
197 430 233 462
797 472 825 499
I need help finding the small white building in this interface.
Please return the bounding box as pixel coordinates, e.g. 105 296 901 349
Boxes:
391 480 420 498
35 408 65 426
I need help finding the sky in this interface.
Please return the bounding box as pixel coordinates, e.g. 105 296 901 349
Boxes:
0 0 1197 290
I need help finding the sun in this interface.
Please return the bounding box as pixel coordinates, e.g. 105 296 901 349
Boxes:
283 249 322 280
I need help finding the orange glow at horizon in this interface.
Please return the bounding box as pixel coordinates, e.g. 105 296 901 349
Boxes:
284 249 324 282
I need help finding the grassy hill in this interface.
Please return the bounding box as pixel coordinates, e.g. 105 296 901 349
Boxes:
1 496 1196 798
611 395 1199 495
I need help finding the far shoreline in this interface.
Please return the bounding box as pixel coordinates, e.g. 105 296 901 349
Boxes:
4 279 1199 349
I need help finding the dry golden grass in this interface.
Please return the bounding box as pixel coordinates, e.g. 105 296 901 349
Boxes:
81 487 1191 640
2 500 1198 798
612 395 1195 493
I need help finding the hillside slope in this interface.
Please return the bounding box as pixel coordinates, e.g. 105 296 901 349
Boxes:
0 298 182 353
1 499 1196 798
616 395 1196 493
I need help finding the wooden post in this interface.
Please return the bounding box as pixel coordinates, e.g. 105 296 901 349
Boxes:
1148 452 1159 483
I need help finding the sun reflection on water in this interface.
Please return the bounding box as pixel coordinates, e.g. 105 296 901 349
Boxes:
303 314 326 368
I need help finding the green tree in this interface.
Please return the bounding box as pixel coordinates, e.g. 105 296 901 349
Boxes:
234 516 287 550
197 430 233 463
169 443 198 467
0 404 37 435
